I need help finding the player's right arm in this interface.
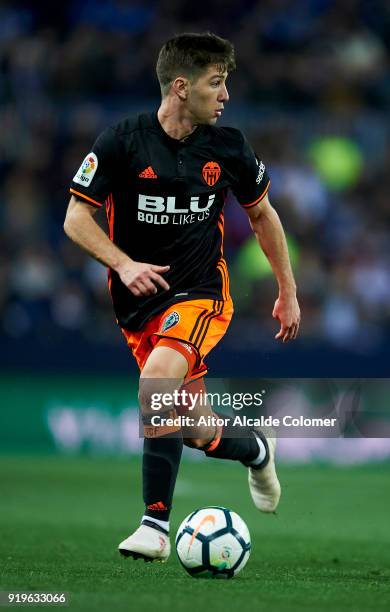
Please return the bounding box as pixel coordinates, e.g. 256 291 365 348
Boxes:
66 125 170 297
64 196 170 297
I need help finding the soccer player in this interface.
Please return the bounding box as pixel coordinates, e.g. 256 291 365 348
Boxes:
64 33 300 562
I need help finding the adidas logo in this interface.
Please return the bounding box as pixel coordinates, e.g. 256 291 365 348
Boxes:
179 342 193 354
139 166 157 179
147 501 168 511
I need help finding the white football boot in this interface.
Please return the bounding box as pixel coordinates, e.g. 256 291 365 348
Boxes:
118 524 171 562
248 433 281 513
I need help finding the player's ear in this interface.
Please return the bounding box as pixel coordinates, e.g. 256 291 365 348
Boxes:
172 76 189 101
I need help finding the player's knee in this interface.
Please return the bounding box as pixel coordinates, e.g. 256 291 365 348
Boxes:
138 373 177 415
139 349 188 414
184 437 211 450
138 382 161 414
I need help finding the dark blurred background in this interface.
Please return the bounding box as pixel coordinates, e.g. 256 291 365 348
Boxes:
1 0 389 376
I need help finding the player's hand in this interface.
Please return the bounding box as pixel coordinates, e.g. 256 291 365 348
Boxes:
272 293 300 342
117 260 170 297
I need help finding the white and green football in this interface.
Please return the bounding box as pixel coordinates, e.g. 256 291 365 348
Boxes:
175 506 251 578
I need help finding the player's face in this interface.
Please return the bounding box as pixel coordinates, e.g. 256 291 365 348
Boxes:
187 65 229 125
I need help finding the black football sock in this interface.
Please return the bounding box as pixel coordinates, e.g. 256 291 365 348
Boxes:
203 413 269 469
142 433 183 523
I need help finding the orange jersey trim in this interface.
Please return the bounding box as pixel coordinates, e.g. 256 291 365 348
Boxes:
106 193 114 240
217 212 230 301
105 194 114 293
69 188 103 208
240 180 271 208
217 260 229 301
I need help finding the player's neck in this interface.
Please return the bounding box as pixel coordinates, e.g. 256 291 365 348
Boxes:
157 101 198 142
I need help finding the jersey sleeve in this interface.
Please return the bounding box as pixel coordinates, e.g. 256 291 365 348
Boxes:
69 127 117 208
231 134 271 209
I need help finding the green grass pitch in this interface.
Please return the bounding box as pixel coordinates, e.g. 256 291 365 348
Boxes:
0 456 389 612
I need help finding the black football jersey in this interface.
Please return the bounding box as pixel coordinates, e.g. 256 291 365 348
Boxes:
70 112 270 331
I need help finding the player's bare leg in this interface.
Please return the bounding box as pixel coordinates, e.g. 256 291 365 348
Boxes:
118 345 188 562
181 380 281 513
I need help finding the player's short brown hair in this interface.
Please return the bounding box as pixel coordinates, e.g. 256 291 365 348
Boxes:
156 32 236 97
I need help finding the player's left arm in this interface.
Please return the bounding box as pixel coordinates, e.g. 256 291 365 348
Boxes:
245 193 300 342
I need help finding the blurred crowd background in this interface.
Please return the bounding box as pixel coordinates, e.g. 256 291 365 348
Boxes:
1 0 389 376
